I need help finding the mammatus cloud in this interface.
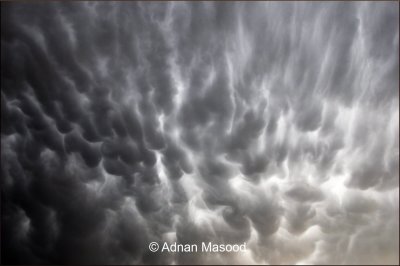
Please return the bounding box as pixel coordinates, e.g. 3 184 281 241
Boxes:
1 2 398 265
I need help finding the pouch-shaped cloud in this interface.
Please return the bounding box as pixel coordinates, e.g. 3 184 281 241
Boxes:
1 2 399 265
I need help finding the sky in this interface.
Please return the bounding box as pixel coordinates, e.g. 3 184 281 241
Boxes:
1 1 399 265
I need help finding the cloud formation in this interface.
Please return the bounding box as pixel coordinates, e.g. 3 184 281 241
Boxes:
1 2 399 265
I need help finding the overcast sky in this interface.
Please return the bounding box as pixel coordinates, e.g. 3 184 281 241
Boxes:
1 2 399 265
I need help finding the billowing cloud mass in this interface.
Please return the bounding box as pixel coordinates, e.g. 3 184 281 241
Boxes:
1 2 399 265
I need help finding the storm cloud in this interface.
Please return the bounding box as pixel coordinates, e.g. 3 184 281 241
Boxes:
1 2 399 265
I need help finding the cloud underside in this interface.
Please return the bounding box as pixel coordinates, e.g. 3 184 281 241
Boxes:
1 2 399 265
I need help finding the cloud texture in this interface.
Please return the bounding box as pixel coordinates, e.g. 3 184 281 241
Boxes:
1 2 399 265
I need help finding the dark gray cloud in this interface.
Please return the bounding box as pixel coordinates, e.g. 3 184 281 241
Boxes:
1 1 399 265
